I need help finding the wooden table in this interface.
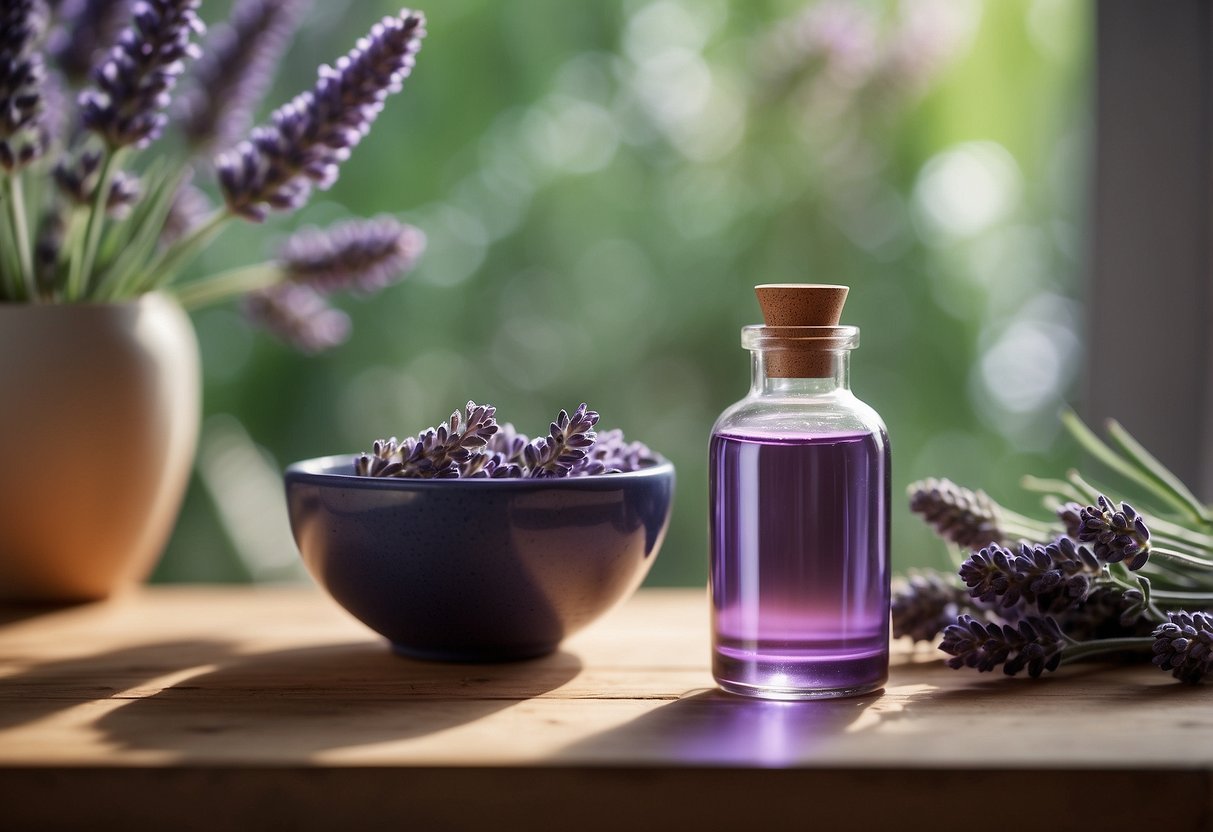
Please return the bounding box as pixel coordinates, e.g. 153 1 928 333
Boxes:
1 587 1210 831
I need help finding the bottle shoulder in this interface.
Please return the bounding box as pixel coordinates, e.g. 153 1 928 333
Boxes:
713 392 888 442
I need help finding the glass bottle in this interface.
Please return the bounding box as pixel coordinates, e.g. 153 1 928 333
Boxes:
709 292 890 700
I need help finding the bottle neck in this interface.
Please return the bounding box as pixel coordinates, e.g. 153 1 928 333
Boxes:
750 349 851 396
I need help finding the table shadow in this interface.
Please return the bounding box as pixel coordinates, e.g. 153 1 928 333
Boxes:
557 688 881 766
0 639 238 732
0 599 93 628
95 641 582 759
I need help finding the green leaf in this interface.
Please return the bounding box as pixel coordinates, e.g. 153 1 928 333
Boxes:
1060 409 1202 520
1105 418 1212 526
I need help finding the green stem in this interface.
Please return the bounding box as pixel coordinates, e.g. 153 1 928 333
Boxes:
1020 475 1086 505
1105 419 1212 526
6 174 35 299
1058 636 1155 665
130 209 228 294
1150 588 1213 606
0 180 22 300
68 148 119 300
174 262 283 309
1150 546 1213 571
1061 409 1203 521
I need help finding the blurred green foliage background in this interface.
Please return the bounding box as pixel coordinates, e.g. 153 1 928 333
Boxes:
155 0 1091 586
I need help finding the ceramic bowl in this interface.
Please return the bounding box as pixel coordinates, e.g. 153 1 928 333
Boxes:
284 455 675 661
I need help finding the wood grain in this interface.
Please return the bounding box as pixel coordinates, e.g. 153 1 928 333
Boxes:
1 586 1210 831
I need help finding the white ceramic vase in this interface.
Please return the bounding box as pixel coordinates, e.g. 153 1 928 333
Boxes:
0 293 200 601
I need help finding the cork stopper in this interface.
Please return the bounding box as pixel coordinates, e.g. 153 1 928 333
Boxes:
754 284 849 378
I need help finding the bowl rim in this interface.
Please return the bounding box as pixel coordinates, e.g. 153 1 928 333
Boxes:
284 453 675 490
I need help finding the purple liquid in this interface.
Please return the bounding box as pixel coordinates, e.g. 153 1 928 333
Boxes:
710 430 889 698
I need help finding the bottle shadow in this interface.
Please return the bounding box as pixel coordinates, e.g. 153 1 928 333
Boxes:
93 641 582 760
557 687 881 766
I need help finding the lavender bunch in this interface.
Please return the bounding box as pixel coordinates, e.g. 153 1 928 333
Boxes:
176 0 303 152
217 10 424 221
78 0 205 150
0 0 49 172
355 403 658 480
904 412 1213 685
1 2 429 323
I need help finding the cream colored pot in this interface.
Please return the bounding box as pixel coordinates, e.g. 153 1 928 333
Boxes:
0 294 200 601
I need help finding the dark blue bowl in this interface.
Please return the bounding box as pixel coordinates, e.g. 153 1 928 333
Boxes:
284 455 675 661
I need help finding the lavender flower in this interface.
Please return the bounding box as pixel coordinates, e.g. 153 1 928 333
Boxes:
48 0 132 82
33 206 65 295
216 10 425 221
940 615 1067 677
958 538 1101 614
177 0 303 151
0 0 49 171
1076 495 1152 571
279 216 425 295
355 402 499 479
105 169 141 216
243 283 350 352
79 0 205 149
53 150 143 215
1057 586 1156 642
581 428 658 474
1152 611 1213 684
487 422 528 464
892 571 982 642
908 478 1002 549
522 403 599 478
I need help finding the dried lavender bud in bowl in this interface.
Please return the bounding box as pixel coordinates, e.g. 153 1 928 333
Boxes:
354 403 660 479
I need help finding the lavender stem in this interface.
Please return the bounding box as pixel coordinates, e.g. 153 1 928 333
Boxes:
4 174 35 298
174 261 279 309
128 207 227 293
66 148 121 299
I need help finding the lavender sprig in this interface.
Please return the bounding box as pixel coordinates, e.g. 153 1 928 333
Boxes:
48 0 132 83
216 10 425 221
177 0 303 151
892 571 993 642
0 0 49 171
355 402 499 479
522 404 599 478
79 0 205 150
940 615 1067 677
908 478 1004 549
958 538 1103 614
279 216 425 294
1152 611 1213 684
242 283 349 353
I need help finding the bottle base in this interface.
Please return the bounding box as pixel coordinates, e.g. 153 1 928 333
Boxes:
715 677 884 700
